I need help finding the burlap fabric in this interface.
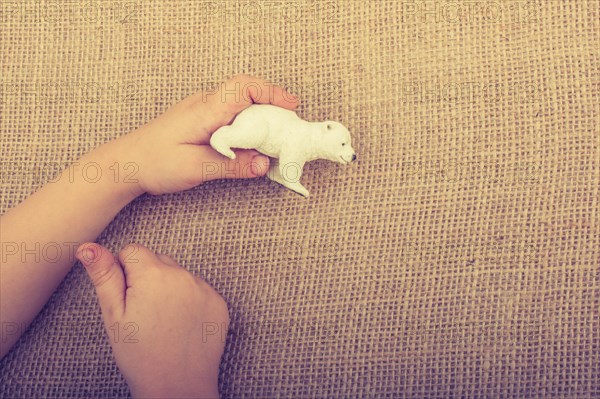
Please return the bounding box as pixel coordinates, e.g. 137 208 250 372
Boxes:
1 1 598 398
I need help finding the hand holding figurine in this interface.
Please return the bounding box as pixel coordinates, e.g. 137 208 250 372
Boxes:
210 104 357 197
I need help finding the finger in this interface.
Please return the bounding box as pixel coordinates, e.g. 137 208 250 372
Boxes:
117 243 161 284
155 253 179 267
190 146 271 182
244 79 299 110
214 74 299 112
193 74 299 141
76 243 126 322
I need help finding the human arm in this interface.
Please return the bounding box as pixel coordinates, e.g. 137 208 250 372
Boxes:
0 74 299 358
76 242 229 398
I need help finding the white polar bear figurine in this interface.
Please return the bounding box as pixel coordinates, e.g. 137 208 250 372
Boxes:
210 104 356 197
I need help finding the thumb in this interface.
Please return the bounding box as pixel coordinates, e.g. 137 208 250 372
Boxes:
196 146 271 181
227 149 270 178
76 243 126 322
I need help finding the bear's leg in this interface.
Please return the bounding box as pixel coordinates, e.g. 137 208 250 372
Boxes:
210 126 237 159
267 157 309 197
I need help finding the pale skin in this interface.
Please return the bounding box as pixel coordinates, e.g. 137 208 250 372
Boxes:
0 75 299 398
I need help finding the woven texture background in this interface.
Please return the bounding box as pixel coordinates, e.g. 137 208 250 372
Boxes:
1 1 599 398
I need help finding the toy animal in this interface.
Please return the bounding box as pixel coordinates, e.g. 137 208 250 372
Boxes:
210 104 356 197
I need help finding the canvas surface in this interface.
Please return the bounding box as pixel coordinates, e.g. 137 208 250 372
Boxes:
1 1 598 397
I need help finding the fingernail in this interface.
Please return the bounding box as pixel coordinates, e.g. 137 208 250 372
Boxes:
77 245 97 265
250 155 269 176
284 91 299 104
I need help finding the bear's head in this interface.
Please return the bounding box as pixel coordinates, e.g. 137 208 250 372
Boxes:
319 121 357 164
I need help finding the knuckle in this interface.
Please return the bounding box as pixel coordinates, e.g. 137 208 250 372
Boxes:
91 264 117 288
129 242 144 252
157 253 178 266
146 264 164 276
229 73 251 84
180 269 199 284
163 255 178 265
118 243 150 265
118 242 138 257
194 279 229 312
213 293 230 321
102 303 119 323
213 291 228 308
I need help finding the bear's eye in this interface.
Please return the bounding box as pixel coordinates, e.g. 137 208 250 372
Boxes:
327 124 332 130
342 143 346 146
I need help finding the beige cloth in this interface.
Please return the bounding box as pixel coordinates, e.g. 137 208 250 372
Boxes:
1 1 598 397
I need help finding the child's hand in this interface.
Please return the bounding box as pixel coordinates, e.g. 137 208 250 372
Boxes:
1 76 292 361
121 74 299 195
75 242 229 398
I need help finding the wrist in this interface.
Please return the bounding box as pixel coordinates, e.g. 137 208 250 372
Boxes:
77 131 147 202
